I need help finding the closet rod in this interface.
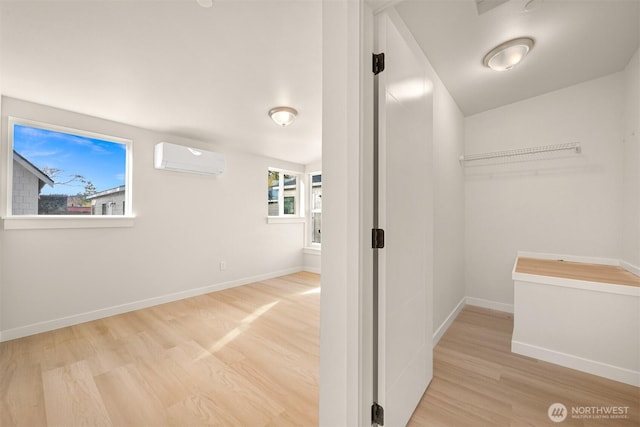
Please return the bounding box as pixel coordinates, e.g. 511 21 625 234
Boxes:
459 142 581 165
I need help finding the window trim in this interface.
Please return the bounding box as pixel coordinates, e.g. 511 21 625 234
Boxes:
2 215 135 230
303 246 321 255
267 167 303 220
4 116 134 229
266 216 305 225
307 171 322 247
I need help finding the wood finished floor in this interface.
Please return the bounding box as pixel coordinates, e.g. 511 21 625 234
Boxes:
1 273 638 426
409 305 640 427
1 272 320 427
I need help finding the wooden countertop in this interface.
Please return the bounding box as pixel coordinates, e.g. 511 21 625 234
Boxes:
515 257 640 288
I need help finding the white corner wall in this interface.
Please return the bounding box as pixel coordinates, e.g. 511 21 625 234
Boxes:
0 97 307 340
0 4 4 339
464 73 626 306
432 78 465 336
622 49 640 267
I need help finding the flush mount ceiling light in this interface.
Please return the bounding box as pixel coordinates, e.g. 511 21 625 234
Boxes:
483 37 534 71
268 107 298 127
196 0 213 8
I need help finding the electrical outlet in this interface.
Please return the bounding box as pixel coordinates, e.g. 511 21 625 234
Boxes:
220 261 227 271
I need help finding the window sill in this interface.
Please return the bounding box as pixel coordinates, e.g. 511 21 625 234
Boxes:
2 215 135 230
266 216 305 224
303 246 321 255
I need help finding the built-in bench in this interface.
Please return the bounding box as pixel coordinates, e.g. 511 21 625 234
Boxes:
511 252 640 387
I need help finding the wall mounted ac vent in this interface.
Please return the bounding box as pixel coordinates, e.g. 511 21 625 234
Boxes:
154 142 225 175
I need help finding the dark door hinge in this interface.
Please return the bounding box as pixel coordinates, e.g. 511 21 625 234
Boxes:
373 52 385 75
372 402 384 426
372 228 385 249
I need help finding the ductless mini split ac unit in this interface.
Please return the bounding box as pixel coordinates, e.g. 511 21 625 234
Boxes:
154 142 225 175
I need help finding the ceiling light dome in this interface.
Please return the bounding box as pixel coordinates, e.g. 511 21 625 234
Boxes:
269 107 298 127
483 37 534 71
196 0 213 8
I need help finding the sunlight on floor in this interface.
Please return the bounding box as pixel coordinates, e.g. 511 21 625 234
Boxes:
300 287 321 295
202 300 280 356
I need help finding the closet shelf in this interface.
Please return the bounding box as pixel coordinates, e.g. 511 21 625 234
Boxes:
459 142 581 165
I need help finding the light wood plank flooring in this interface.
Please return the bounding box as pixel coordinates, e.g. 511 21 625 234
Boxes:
2 273 638 426
409 305 640 426
1 272 320 426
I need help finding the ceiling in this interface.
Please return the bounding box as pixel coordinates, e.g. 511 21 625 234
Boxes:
0 0 322 165
1 1 638 165
394 0 640 116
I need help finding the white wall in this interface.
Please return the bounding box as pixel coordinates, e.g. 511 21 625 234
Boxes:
303 248 321 274
305 159 322 174
0 4 4 337
622 49 640 266
465 73 626 305
432 75 466 332
0 96 307 339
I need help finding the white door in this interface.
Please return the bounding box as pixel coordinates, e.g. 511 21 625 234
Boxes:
375 12 434 427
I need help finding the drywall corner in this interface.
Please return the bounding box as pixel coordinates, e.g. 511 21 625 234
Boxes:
622 49 640 266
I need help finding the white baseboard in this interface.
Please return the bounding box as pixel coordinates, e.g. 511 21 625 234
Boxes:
512 340 640 387
433 297 465 346
465 296 514 313
432 296 514 346
303 266 321 274
621 260 640 277
0 266 305 342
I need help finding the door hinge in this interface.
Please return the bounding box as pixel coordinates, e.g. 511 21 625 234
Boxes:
372 228 385 249
372 402 384 426
373 52 385 75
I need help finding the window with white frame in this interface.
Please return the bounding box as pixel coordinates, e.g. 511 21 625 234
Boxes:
268 168 300 216
310 172 322 244
8 117 132 217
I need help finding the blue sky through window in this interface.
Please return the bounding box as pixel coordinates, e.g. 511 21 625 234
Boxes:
13 124 126 196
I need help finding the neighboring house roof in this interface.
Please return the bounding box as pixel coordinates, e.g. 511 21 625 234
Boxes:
13 150 54 187
85 185 126 200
